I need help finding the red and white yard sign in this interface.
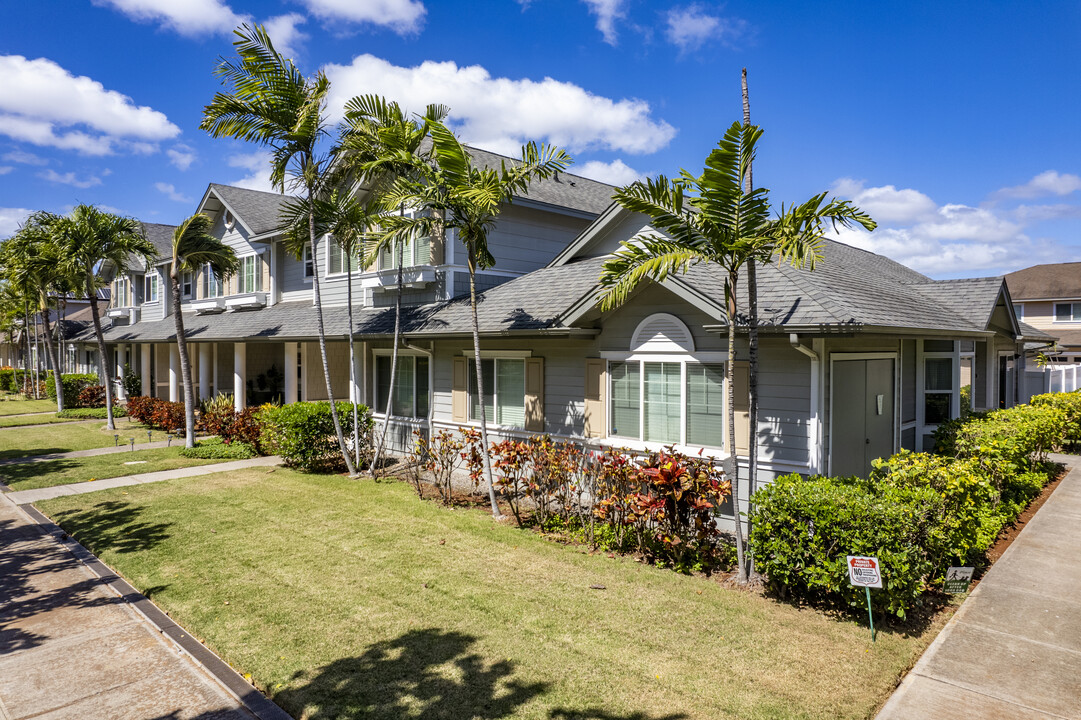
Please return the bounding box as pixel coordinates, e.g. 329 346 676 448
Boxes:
847 555 883 588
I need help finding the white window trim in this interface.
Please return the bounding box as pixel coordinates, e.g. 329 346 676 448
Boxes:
181 270 193 299
145 273 159 303
203 263 223 298
323 235 361 278
237 254 262 294
371 352 432 421
1053 302 1081 323
466 355 528 430
606 357 726 452
302 244 314 282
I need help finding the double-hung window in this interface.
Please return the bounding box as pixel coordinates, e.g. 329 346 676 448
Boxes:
326 237 359 276
303 245 314 279
375 356 430 418
924 357 954 424
609 360 725 448
114 276 130 308
239 255 262 294
1054 302 1081 322
181 271 193 298
145 273 159 303
202 263 222 298
378 235 431 271
469 358 525 428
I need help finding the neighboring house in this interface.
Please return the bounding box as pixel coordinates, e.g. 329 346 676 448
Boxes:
74 144 1047 493
0 292 108 375
1004 262 1081 362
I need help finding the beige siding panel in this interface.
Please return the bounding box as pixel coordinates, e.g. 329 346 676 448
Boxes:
583 358 606 438
732 360 749 453
524 357 544 432
451 356 468 422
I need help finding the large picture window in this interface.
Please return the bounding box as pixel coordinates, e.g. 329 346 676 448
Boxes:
326 237 359 276
609 360 724 448
239 255 262 294
469 358 525 428
376 355 429 418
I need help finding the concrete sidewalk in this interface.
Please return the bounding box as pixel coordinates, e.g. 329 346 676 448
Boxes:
0 495 265 720
877 456 1081 720
6 455 282 505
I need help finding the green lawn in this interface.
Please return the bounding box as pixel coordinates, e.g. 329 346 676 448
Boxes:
0 413 87 428
0 397 58 415
0 419 171 460
38 469 952 720
0 446 222 491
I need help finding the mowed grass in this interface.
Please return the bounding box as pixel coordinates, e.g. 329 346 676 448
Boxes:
38 469 951 720
0 397 58 415
0 413 87 428
0 446 223 491
0 419 171 460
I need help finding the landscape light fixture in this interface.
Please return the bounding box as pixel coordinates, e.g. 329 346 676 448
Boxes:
114 434 119 447
147 430 152 443
129 438 134 451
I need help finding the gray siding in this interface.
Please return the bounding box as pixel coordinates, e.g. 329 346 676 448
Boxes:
278 241 311 302
596 284 725 353
482 204 591 273
756 338 811 465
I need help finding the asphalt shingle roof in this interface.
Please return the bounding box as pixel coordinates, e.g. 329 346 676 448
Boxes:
134 222 176 270
208 183 292 237
1005 262 1081 300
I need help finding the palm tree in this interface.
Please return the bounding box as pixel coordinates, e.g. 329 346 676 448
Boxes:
336 95 447 476
168 214 240 448
598 120 876 582
202 23 356 475
55 205 155 430
380 121 571 516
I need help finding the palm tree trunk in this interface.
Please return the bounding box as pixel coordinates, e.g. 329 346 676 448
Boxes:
173 272 196 448
86 274 116 430
345 252 361 475
468 251 500 517
742 66 759 582
372 239 404 478
40 294 64 413
32 311 41 398
309 206 357 476
728 271 747 583
22 308 32 396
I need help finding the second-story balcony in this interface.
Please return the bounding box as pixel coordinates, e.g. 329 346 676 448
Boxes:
225 291 267 311
360 265 437 291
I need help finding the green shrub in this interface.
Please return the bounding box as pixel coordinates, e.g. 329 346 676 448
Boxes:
749 473 944 618
0 368 13 392
121 364 142 398
57 406 128 419
45 373 99 407
1030 391 1081 448
953 404 1066 479
258 402 372 472
179 436 256 459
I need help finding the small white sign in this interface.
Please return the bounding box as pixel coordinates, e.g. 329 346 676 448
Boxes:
847 555 883 588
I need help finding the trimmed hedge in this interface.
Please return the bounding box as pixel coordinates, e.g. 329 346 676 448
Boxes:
45 373 99 408
258 402 372 472
179 436 256 460
57 406 128 419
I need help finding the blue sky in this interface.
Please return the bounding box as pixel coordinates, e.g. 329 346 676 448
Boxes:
0 0 1078 278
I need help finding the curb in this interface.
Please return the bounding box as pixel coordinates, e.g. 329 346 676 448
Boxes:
20 503 294 720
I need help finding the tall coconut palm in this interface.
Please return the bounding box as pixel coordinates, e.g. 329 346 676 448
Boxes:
336 95 447 476
598 120 876 582
380 121 571 516
168 214 240 448
54 205 155 429
202 23 356 475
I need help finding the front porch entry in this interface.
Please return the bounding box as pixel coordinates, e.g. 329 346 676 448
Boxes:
830 355 896 477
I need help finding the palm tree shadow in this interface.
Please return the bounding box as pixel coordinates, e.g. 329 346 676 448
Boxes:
49 499 172 554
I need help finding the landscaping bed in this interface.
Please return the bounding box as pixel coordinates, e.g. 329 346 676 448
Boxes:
0 446 223 491
36 468 952 720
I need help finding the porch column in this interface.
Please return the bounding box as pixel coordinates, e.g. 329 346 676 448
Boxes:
234 342 246 411
141 344 151 396
199 343 212 400
284 341 298 405
115 343 127 400
168 345 179 402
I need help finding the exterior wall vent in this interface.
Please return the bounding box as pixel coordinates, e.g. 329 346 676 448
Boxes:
630 313 695 353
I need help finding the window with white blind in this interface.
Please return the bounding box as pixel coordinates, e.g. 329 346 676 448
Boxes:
202 264 222 298
469 358 525 428
609 360 725 448
375 355 429 418
378 235 432 271
326 237 359 276
239 255 262 293
114 276 130 307
145 273 159 303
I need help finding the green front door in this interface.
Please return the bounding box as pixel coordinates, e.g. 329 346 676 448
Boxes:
832 358 895 477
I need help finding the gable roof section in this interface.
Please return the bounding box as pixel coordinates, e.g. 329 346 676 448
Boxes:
199 183 291 238
1004 262 1081 300
907 277 1018 336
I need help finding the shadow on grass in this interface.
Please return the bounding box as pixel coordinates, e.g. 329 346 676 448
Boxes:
275 628 688 720
50 500 173 555
0 457 80 486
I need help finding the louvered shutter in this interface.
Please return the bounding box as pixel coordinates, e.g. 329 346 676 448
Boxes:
584 358 607 438
524 357 544 432
452 356 468 422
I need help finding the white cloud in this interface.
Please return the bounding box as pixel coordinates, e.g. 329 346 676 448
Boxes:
1011 203 1081 223
155 182 192 203
324 55 676 157
993 170 1081 201
829 177 1077 276
39 169 103 188
0 55 179 156
0 166 11 175
664 4 746 51
227 151 277 193
166 144 196 171
582 0 626 44
2 149 47 166
92 0 247 36
0 208 32 238
576 159 641 186
297 0 426 34
831 178 938 224
264 13 308 60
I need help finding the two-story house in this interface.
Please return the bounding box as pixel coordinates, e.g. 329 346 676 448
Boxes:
1005 262 1081 362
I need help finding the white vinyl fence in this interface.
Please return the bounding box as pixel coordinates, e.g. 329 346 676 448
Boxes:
1045 363 1081 394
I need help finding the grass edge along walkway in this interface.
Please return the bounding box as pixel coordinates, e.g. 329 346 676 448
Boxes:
37 468 956 720
8 456 282 504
